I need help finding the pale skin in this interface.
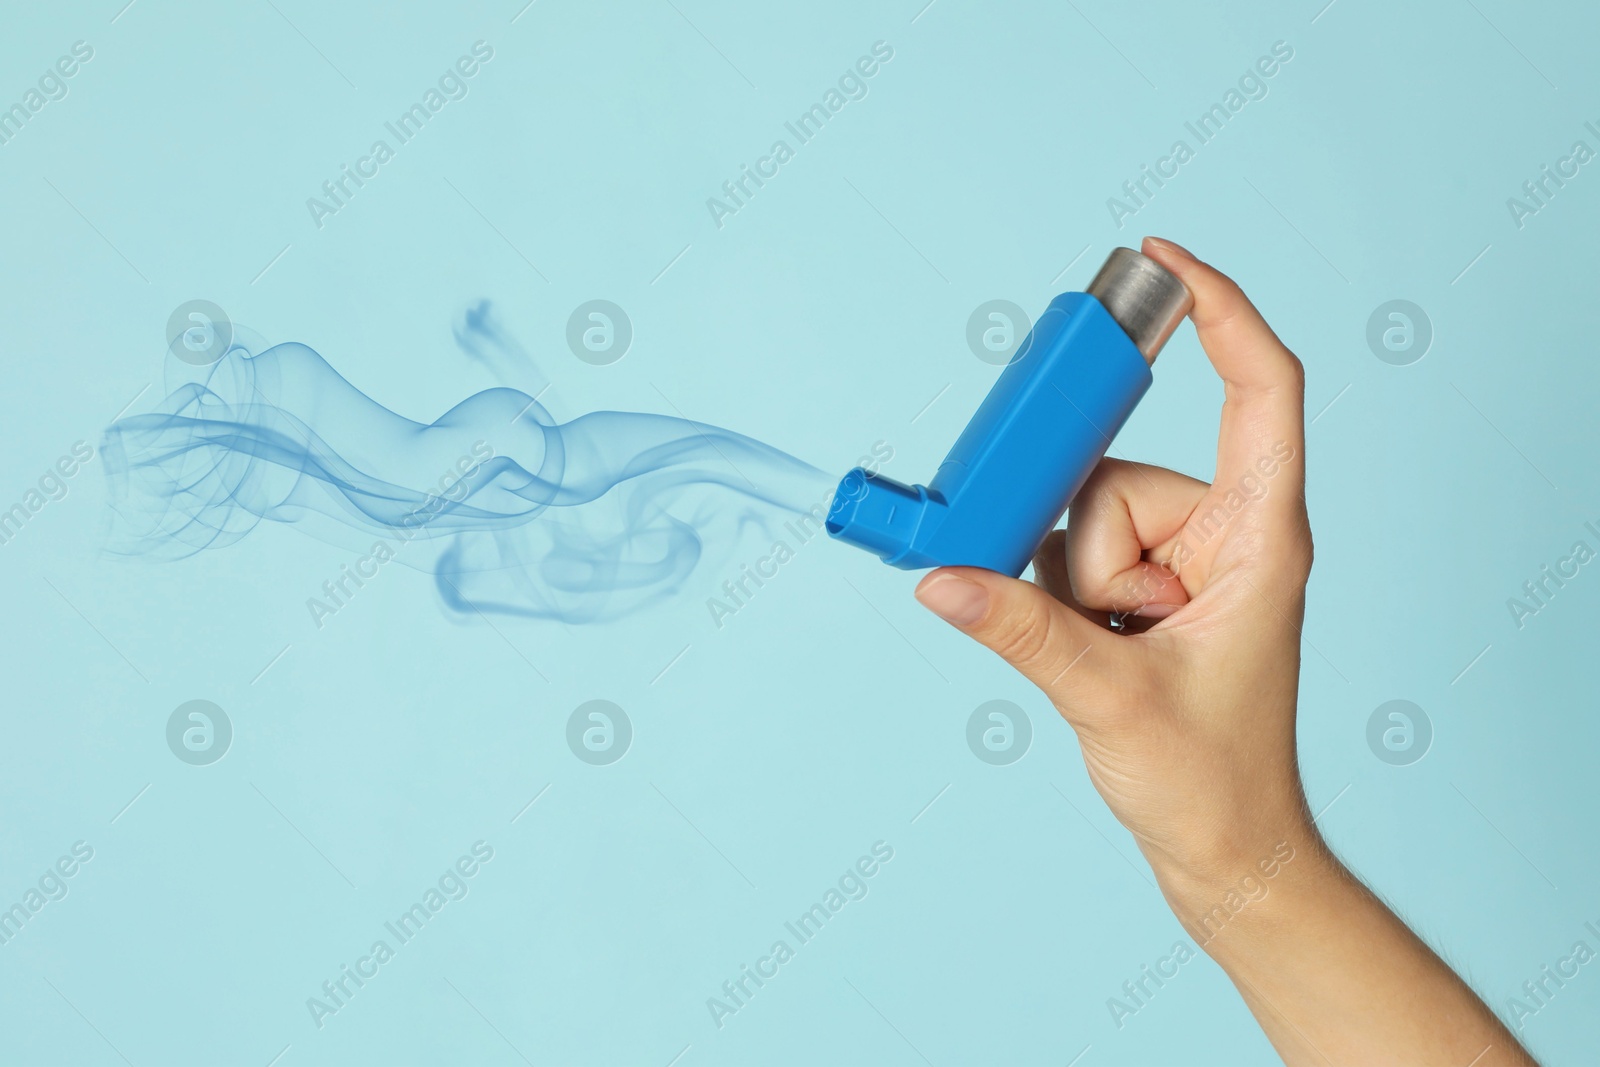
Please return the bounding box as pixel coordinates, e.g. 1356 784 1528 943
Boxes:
913 237 1535 1066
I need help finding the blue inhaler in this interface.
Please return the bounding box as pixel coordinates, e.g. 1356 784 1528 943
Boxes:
826 247 1193 576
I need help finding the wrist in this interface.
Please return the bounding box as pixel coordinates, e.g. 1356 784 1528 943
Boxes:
1147 820 1335 944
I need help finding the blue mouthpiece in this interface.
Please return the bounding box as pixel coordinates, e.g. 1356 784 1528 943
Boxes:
827 247 1192 577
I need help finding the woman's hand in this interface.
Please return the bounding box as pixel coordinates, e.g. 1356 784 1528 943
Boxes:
915 235 1314 895
913 238 1533 1066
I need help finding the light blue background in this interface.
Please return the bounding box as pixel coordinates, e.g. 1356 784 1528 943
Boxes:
3 0 1598 1063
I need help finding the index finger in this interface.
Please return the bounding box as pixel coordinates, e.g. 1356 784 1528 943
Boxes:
1140 237 1306 506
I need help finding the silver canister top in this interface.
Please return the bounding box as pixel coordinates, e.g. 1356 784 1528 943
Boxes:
1085 247 1194 363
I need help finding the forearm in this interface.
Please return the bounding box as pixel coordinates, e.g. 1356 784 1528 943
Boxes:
1154 832 1534 1066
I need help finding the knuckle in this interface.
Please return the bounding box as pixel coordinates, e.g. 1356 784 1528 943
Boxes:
1292 526 1315 581
1283 351 1306 393
1070 463 1123 519
1080 457 1128 493
1266 520 1314 587
985 596 1060 673
1065 568 1103 609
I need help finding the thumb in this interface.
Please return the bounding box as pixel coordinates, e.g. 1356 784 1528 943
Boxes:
914 567 1123 710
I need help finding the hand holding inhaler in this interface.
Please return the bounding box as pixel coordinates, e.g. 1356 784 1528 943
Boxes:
838 238 1531 1064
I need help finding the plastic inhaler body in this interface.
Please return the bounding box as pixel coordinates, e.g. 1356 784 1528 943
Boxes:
826 248 1192 577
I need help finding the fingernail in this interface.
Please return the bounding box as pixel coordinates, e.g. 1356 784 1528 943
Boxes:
1132 601 1180 619
1145 236 1196 261
915 573 989 626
